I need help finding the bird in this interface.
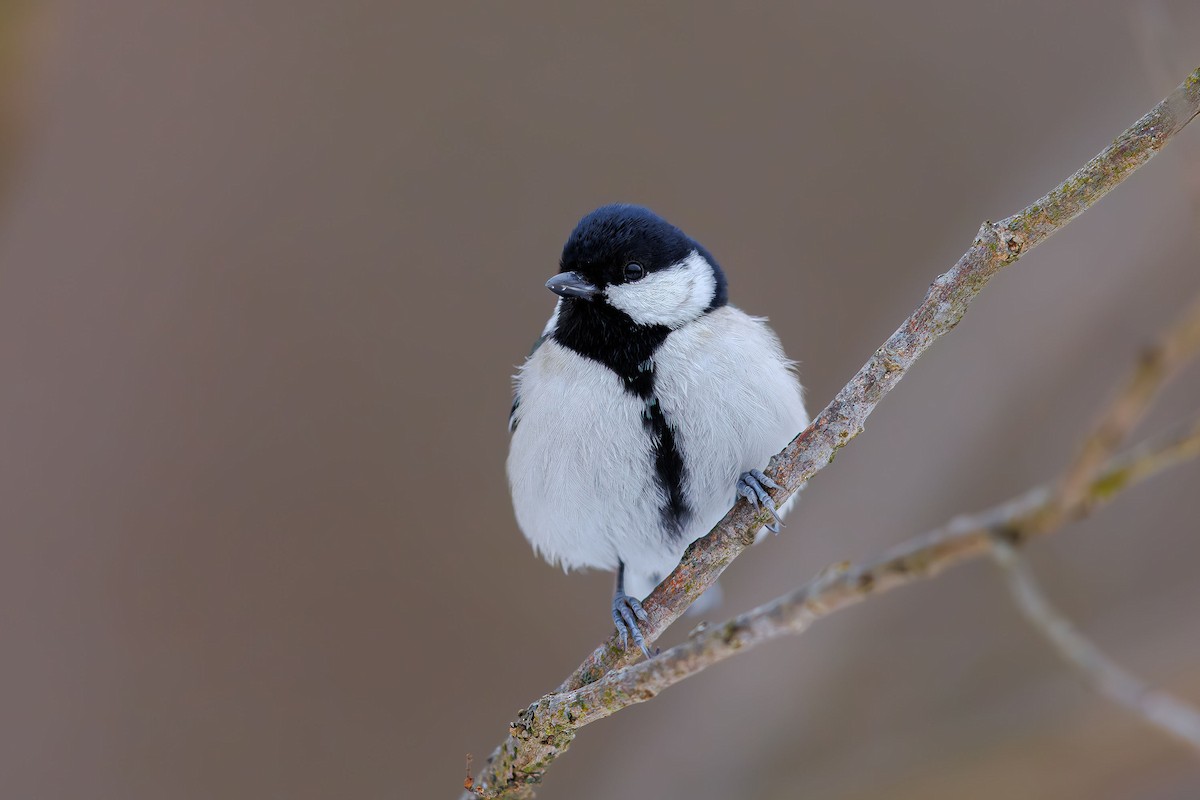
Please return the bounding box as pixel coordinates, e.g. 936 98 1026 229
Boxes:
506 204 809 657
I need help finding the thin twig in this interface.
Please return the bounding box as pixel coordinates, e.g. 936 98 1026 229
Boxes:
468 67 1200 799
992 539 1200 751
1047 294 1200 525
996 275 1200 751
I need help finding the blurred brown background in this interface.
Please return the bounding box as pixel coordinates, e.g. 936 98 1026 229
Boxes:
1 2 1199 798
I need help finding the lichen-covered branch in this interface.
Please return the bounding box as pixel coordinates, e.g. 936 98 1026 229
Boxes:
498 415 1200 764
466 67 1200 799
992 539 1200 751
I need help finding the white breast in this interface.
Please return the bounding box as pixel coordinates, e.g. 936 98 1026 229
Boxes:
507 339 677 573
653 306 809 570
507 306 808 593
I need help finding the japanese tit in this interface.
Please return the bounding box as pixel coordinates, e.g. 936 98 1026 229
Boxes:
507 204 808 656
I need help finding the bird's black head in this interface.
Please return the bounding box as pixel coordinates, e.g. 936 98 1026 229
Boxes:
547 204 728 329
544 204 729 378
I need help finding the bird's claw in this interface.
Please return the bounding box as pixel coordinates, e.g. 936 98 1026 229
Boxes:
737 468 784 533
612 592 653 659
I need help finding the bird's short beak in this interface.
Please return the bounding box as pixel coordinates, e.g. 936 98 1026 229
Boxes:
545 272 599 300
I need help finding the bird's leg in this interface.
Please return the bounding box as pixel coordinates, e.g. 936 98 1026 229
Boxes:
612 561 652 659
736 468 783 533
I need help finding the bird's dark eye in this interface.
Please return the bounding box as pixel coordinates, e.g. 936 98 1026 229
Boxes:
623 262 645 282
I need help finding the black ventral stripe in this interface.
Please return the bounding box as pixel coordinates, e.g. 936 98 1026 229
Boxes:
552 299 691 536
643 392 689 535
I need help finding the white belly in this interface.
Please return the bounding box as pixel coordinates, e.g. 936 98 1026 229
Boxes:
507 306 808 589
507 339 678 574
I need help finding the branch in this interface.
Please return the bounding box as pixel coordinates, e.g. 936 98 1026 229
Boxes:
991 540 1200 751
467 67 1200 799
502 414 1200 763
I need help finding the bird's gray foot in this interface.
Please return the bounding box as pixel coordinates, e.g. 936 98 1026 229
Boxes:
612 592 652 659
737 468 783 533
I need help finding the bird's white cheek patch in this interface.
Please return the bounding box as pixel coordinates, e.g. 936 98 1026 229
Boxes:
604 250 715 328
